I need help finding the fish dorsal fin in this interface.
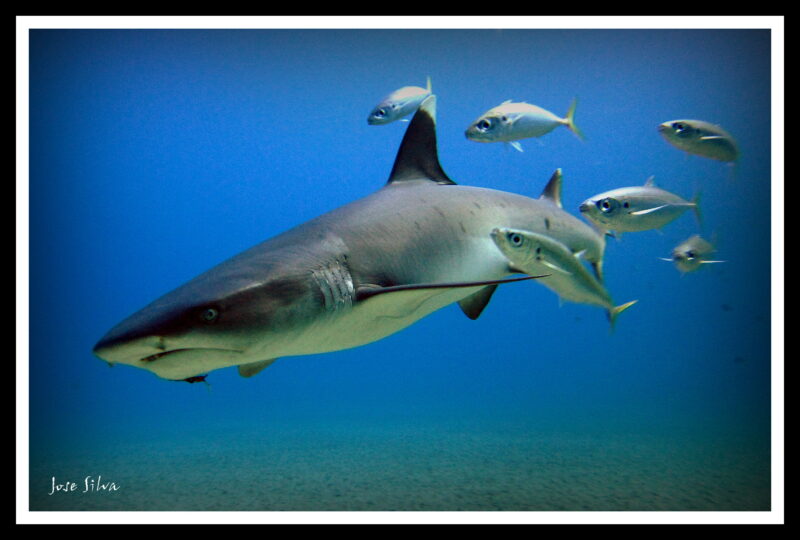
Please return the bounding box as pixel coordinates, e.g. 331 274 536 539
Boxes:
238 358 278 378
540 168 563 208
458 284 499 320
387 95 456 185
644 175 656 187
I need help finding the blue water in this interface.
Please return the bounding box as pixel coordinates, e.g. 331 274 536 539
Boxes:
27 28 773 516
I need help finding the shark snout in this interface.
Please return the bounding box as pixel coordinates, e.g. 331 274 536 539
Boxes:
92 325 165 366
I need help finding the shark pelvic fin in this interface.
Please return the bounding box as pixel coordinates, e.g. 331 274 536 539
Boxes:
238 358 278 378
458 284 499 320
386 95 456 186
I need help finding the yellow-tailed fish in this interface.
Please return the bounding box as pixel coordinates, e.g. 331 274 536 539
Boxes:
491 227 636 330
368 77 432 125
466 98 584 152
578 176 701 236
657 119 739 162
660 234 725 273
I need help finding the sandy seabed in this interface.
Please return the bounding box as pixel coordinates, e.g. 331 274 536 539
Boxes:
30 421 770 512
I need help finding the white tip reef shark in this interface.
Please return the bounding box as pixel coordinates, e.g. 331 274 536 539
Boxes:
93 95 605 381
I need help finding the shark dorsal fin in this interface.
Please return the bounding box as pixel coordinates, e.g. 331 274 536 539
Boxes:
540 168 563 208
386 95 456 186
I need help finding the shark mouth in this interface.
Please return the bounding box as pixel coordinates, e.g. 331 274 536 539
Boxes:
140 348 242 363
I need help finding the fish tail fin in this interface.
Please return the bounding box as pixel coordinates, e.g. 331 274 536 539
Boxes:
565 98 585 141
692 190 703 228
607 300 638 332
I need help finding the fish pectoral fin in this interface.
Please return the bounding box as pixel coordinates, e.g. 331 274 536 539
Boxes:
700 135 726 140
541 260 573 275
700 260 726 264
458 284 499 320
237 358 279 378
508 141 524 152
629 205 669 216
591 260 604 282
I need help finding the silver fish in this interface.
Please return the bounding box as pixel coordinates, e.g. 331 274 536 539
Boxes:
661 234 725 273
465 98 584 152
491 227 636 329
578 176 701 235
658 119 739 162
368 76 432 125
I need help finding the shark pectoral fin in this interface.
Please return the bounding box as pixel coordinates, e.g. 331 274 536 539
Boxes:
458 284 499 320
238 358 278 378
355 275 542 302
630 205 668 216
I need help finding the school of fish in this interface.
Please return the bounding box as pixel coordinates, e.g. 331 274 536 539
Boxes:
368 78 735 322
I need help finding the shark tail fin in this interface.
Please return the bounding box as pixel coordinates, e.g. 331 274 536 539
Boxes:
607 300 638 332
565 98 585 141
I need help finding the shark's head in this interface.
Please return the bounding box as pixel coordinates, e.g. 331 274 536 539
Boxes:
93 253 319 380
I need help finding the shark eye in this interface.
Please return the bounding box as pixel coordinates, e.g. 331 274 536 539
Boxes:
507 232 523 247
202 308 219 323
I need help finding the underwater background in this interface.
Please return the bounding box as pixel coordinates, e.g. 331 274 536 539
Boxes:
25 26 775 517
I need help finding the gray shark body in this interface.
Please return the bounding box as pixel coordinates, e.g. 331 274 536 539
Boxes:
93 96 603 381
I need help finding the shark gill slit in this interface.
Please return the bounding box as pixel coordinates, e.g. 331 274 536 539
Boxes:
312 257 355 312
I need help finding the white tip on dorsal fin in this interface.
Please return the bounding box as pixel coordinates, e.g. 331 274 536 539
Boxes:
386 95 456 186
539 168 563 208
644 175 656 187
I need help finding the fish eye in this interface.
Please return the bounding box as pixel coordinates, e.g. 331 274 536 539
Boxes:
685 251 696 260
201 307 219 323
507 232 523 247
623 201 630 209
375 108 386 117
477 119 492 131
597 198 618 213
672 122 688 133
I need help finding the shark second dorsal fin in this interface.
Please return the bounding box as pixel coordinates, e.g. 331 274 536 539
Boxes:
386 95 456 186
540 168 563 208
